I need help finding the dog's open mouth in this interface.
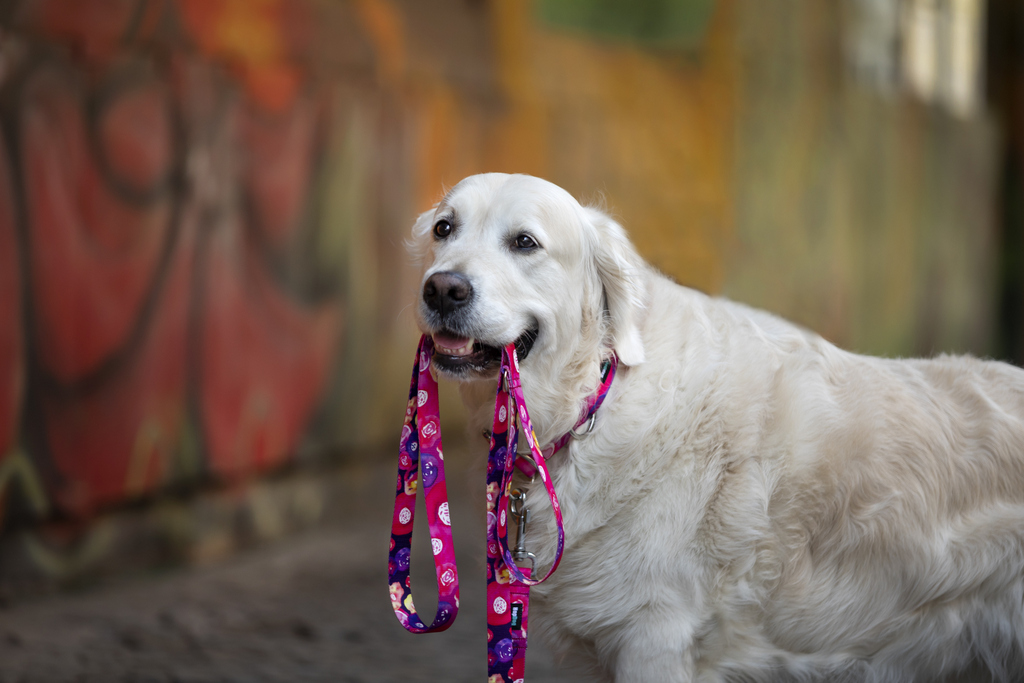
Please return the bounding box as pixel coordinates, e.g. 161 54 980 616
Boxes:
431 327 538 375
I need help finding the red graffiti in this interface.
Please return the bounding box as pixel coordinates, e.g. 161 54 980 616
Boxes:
0 0 342 519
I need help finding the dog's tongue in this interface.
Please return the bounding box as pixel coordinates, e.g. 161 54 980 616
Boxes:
432 332 475 357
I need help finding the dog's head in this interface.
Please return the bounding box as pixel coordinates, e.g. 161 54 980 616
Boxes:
409 173 646 384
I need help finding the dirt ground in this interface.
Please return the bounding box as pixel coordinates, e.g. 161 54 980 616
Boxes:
0 454 592 683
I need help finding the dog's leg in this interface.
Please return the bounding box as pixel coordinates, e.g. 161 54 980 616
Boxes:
611 614 701 683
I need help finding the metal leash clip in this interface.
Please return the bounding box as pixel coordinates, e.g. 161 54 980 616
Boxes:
509 488 535 569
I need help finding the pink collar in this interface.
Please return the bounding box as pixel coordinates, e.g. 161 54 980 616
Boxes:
530 354 618 465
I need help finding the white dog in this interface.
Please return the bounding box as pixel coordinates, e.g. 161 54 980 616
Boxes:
410 172 1024 682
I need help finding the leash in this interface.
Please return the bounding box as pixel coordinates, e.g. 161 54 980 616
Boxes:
388 335 460 633
389 334 618 681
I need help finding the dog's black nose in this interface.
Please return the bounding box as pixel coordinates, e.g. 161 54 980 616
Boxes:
423 271 474 315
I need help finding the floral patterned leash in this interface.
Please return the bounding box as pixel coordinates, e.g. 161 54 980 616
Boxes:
389 334 618 681
388 335 459 633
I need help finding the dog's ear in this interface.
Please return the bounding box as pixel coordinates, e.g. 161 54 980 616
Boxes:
406 207 437 265
584 207 646 366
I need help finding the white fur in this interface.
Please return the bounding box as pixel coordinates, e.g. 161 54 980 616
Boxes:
410 173 1024 682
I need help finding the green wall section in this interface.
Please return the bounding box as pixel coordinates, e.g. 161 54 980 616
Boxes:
537 0 716 49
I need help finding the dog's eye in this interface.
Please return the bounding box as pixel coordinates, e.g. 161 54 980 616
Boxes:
514 233 539 251
433 219 453 239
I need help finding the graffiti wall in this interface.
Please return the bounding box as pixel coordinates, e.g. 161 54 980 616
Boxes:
0 0 348 526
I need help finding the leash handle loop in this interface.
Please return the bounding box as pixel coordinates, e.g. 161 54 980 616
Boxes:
387 335 460 633
493 346 566 586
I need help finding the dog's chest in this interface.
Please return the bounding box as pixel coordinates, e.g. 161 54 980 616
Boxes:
523 468 714 629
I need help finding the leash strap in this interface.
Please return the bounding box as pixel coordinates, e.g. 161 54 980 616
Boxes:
387 335 459 633
493 345 565 586
486 343 567 682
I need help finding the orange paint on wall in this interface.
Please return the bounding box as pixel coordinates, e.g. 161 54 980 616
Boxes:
177 0 303 112
484 0 737 292
351 0 408 86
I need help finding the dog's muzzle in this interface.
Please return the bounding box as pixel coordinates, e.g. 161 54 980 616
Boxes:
421 270 538 376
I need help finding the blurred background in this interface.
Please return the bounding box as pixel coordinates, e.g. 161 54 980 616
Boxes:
0 0 1020 680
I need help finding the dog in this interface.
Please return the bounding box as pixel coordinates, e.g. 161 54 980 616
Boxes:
409 172 1024 682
